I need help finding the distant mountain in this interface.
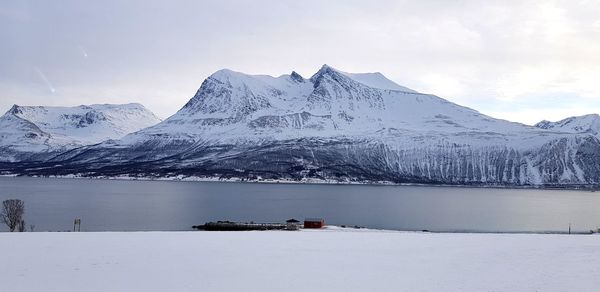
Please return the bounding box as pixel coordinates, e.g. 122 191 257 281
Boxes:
2 65 600 187
0 103 161 162
535 114 600 136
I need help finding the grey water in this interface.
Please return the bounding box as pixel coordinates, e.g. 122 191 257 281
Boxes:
1 176 599 233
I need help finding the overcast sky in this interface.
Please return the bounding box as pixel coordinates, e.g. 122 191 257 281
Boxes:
2 0 600 124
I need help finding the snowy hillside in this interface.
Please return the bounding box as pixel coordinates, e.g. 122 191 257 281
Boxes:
0 103 161 161
3 65 600 187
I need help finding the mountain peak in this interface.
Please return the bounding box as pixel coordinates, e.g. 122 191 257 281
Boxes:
312 64 338 76
307 65 417 92
320 64 335 71
209 68 241 81
309 64 345 84
8 104 21 115
535 120 552 129
290 71 304 82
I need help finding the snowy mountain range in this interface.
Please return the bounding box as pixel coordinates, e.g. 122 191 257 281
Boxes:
2 65 600 187
0 103 161 162
535 114 600 136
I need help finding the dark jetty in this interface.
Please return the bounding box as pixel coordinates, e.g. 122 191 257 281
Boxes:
193 221 288 231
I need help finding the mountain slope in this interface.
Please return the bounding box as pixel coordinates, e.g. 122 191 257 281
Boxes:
3 65 600 187
0 103 161 162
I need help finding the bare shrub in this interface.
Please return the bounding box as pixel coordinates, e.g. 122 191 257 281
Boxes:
1 199 25 232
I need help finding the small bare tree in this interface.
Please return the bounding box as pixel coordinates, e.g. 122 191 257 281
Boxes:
1 199 25 232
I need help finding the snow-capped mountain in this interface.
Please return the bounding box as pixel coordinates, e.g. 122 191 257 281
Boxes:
121 65 535 141
0 103 161 161
3 65 600 187
535 114 600 136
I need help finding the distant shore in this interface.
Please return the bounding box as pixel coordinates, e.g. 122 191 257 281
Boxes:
2 173 598 191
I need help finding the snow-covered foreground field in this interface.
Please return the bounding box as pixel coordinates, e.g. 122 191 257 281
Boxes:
2 229 599 292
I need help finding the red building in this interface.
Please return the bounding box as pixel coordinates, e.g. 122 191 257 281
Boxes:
304 218 325 229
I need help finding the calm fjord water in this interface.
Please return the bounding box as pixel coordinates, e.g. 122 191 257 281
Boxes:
1 176 599 232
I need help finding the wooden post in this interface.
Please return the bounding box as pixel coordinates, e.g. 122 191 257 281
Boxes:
74 218 81 232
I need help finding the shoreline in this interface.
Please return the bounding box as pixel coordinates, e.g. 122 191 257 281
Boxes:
1 173 598 191
2 225 597 235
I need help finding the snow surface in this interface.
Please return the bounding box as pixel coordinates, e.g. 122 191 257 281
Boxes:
1 230 599 292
